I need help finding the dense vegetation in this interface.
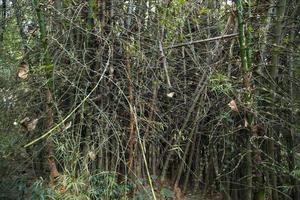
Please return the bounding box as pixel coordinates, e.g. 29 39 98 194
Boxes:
0 0 299 199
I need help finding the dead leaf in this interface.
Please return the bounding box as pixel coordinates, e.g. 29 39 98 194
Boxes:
20 117 30 124
48 158 60 178
59 186 66 193
27 118 39 131
251 124 265 136
88 151 96 161
17 63 29 79
228 100 239 112
20 117 30 129
167 92 175 98
244 119 249 127
174 184 184 200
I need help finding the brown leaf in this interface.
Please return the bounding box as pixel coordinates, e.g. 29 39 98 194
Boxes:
88 151 96 161
253 150 262 165
59 186 66 193
243 72 252 90
27 118 39 131
244 119 249 128
20 117 31 130
228 100 239 112
20 117 30 125
48 158 60 179
252 124 265 136
17 62 29 79
167 92 175 98
174 184 184 200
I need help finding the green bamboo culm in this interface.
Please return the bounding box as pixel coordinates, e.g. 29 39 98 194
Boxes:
88 0 96 31
32 0 50 66
268 1 287 200
32 0 54 88
270 0 287 79
245 0 253 71
235 0 248 72
235 1 253 200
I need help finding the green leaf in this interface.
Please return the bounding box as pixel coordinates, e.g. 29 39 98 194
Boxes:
160 188 175 198
177 0 186 5
255 191 266 200
40 64 54 72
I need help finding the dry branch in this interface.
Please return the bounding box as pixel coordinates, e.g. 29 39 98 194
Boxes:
165 33 238 49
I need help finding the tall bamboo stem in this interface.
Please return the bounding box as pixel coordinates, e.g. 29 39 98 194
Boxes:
235 1 253 199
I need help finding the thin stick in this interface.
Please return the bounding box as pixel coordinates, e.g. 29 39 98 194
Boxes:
165 33 238 49
159 38 172 88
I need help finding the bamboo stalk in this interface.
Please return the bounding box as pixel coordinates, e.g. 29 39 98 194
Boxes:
32 0 59 184
269 1 286 199
0 0 6 44
125 45 136 177
235 1 253 199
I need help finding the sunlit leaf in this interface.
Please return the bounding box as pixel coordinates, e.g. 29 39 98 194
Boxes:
88 151 96 161
244 119 249 127
228 100 239 112
27 118 39 131
167 92 175 98
20 117 30 127
20 117 39 131
17 63 29 79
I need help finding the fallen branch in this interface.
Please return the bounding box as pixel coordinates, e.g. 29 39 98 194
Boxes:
165 33 238 49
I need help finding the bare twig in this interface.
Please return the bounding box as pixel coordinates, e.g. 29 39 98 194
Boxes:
165 33 238 49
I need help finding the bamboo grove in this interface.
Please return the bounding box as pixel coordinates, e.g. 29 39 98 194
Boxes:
0 0 299 199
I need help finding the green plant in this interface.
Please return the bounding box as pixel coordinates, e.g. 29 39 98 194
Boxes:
90 173 132 199
29 178 56 200
209 73 233 95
